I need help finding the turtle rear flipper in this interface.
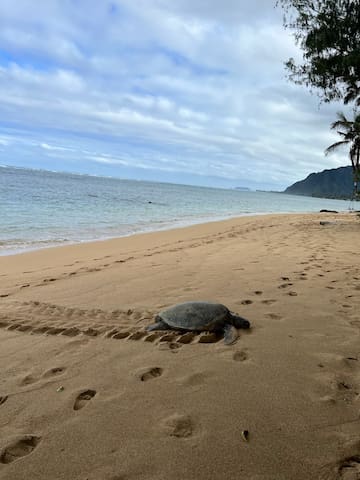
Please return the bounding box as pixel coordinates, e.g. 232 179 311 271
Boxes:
223 324 238 345
146 319 170 332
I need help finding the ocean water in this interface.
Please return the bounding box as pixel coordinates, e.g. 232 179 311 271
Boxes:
0 165 351 256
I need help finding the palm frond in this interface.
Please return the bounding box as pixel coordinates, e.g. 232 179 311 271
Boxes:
326 111 360 172
325 140 349 155
336 131 347 138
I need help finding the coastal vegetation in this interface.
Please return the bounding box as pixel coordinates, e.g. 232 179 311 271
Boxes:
325 112 360 198
278 0 360 198
284 165 354 199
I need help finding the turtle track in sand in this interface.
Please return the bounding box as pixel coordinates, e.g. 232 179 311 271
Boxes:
0 300 225 346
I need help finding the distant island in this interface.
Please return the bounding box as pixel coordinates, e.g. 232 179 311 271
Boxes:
284 166 354 200
234 186 250 191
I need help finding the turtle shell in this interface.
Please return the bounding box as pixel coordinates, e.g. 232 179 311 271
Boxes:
158 301 229 331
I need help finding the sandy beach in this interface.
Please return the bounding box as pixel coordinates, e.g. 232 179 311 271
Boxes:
1 211 360 479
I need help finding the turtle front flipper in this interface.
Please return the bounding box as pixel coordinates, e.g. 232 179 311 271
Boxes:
146 318 170 332
223 323 238 345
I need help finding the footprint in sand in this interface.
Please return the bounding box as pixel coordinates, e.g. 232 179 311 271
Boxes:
265 313 283 321
343 357 358 368
233 351 248 362
241 300 253 305
73 389 97 411
0 395 8 406
180 372 207 386
338 456 360 478
20 375 38 386
42 367 66 378
42 278 57 283
160 414 194 438
336 380 352 391
0 435 41 464
327 377 359 405
261 299 277 305
139 367 163 382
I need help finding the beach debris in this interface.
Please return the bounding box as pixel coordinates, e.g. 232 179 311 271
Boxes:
241 430 249 442
56 386 64 392
320 209 338 213
146 301 250 346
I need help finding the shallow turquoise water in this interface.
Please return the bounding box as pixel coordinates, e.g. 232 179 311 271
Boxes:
0 166 350 255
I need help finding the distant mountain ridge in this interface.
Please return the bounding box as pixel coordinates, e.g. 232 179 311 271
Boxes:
284 166 354 199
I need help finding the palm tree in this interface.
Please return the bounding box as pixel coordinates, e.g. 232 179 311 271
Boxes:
325 111 360 200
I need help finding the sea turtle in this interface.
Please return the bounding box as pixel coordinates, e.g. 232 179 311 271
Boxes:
146 301 250 345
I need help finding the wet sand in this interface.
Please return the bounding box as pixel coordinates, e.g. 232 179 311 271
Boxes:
1 212 360 479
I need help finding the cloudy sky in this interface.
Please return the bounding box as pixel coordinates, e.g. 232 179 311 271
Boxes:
0 0 349 190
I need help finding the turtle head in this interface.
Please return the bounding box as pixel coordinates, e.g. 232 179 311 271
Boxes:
230 314 250 329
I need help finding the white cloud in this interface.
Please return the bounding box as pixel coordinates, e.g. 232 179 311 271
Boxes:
40 143 75 152
0 0 349 189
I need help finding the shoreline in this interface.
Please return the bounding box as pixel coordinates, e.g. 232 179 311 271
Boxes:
0 208 350 258
1 211 360 479
0 210 270 258
0 211 355 300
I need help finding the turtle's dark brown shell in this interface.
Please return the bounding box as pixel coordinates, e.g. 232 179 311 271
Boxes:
158 301 229 331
